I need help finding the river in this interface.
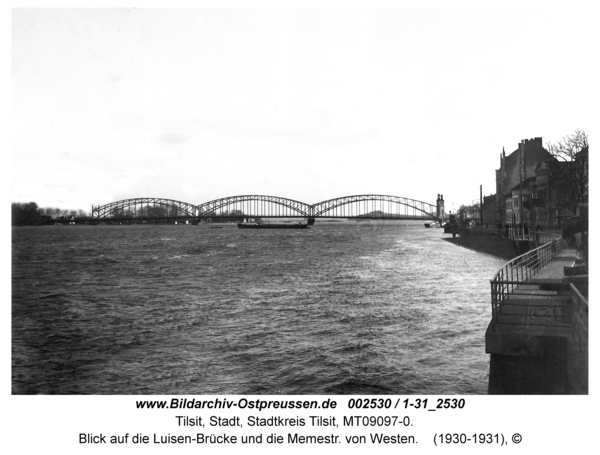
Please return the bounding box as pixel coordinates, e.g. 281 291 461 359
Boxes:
11 221 505 394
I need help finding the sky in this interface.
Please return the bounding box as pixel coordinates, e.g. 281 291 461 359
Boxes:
11 6 596 213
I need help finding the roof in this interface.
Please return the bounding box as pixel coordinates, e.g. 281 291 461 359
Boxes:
498 138 555 195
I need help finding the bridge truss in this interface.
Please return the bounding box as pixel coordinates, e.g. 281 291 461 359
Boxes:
91 198 198 220
197 195 311 218
92 194 440 221
311 194 437 219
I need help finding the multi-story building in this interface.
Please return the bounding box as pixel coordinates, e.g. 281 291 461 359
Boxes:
495 137 557 228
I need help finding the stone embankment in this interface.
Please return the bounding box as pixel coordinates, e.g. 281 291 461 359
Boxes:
443 231 534 260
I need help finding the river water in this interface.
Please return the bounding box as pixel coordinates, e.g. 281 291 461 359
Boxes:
12 221 505 395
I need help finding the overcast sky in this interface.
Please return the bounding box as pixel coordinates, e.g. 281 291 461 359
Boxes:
11 7 594 213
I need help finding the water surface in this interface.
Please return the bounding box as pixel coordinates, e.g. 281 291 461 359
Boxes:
12 222 505 394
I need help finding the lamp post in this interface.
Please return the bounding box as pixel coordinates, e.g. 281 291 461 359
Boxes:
480 185 484 228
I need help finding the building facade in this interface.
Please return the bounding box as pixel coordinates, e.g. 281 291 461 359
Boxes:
495 137 560 228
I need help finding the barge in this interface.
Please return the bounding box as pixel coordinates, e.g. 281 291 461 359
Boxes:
237 222 309 229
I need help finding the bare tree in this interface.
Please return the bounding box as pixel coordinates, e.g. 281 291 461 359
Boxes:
547 130 589 211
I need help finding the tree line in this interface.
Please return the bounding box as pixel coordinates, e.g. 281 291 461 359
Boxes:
12 202 89 226
12 202 250 226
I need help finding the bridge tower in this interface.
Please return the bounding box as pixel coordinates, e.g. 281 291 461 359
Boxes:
436 194 445 221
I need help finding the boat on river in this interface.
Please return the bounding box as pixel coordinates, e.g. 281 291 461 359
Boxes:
237 222 309 229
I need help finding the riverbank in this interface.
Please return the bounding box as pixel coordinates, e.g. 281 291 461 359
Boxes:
443 235 534 261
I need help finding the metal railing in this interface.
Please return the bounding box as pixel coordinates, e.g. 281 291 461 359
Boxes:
489 232 563 326
570 283 589 354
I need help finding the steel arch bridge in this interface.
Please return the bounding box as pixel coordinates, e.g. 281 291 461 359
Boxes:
92 194 443 221
91 197 198 219
311 194 437 219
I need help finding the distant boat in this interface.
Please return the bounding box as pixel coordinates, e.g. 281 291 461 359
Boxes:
237 222 309 229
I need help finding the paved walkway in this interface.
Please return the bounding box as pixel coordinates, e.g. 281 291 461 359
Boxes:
527 247 578 281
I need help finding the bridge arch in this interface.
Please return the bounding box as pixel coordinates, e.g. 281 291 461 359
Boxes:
198 195 312 218
92 198 198 219
311 194 438 219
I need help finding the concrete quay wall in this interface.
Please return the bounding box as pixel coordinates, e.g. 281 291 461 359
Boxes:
445 232 587 394
484 247 587 394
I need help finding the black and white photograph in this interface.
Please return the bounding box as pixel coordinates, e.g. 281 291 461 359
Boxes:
7 2 594 453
